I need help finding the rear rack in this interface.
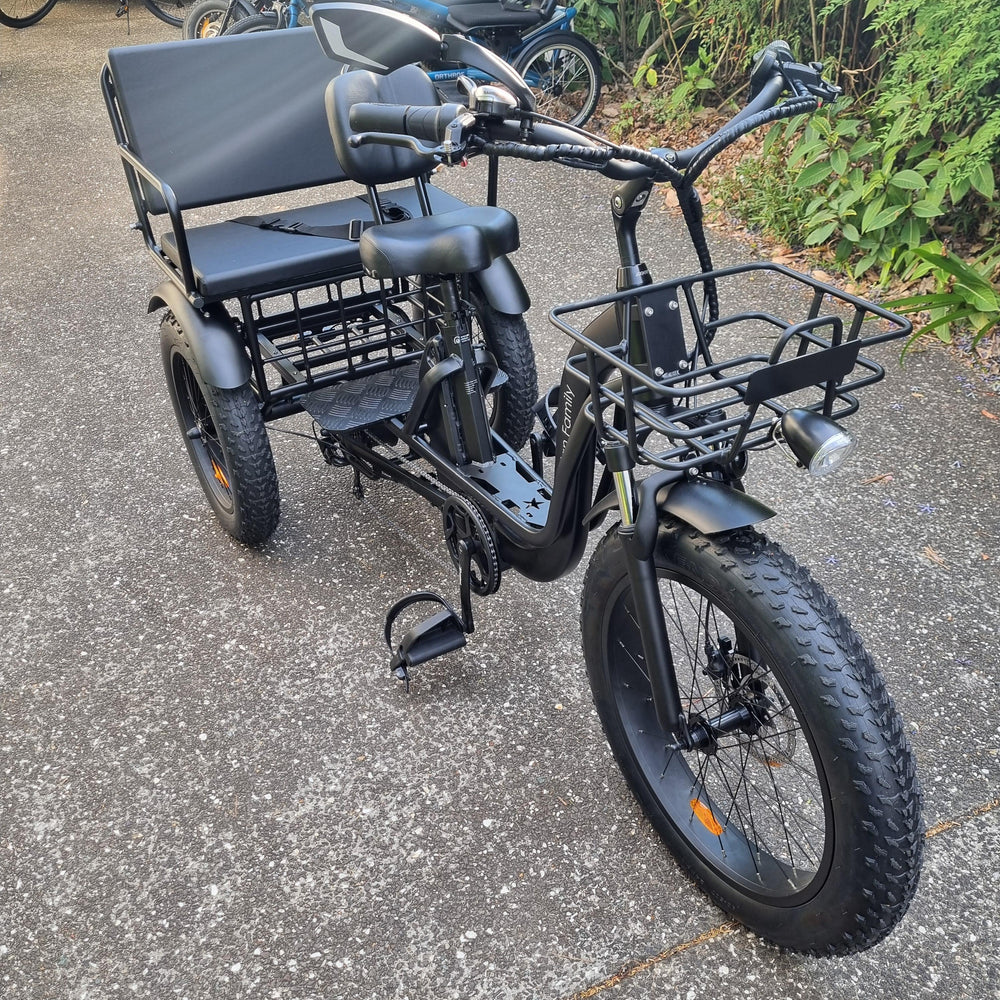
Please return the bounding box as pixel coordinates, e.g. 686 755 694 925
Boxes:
242 274 446 417
550 262 911 473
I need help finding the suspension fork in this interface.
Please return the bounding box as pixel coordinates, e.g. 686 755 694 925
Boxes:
606 442 690 746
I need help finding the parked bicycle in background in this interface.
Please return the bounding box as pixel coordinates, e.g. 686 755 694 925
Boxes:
1 0 194 28
196 0 602 127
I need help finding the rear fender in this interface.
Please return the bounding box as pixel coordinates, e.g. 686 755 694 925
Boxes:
149 282 250 389
470 255 530 316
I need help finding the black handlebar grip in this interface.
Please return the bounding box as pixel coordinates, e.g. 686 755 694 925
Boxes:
349 102 470 143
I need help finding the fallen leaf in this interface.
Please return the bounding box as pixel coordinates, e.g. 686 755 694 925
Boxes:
923 545 947 567
982 409 998 420
862 473 894 485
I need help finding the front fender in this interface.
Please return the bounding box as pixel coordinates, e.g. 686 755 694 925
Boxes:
585 476 776 551
655 479 776 536
148 282 250 390
470 255 530 316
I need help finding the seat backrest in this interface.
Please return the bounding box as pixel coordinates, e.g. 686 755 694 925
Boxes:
106 28 349 212
326 64 444 185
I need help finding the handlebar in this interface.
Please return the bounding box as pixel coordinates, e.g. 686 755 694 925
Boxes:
345 40 840 187
349 102 473 146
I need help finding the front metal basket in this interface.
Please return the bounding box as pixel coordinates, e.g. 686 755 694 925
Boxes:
550 262 912 472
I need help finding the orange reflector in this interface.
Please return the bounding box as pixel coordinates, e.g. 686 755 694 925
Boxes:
211 459 230 490
690 798 724 836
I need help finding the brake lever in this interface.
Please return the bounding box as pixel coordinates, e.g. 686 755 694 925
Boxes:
751 40 842 104
784 60 842 103
349 132 443 157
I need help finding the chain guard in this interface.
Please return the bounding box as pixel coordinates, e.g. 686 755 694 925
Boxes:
441 496 500 596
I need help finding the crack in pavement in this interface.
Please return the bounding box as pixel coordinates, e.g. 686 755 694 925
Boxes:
562 794 1000 1000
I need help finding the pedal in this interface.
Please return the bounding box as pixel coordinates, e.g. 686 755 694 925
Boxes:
384 591 469 690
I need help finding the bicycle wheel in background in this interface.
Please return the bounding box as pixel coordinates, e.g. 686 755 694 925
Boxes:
0 0 58 28
142 0 196 27
221 10 278 31
512 30 602 128
182 0 255 37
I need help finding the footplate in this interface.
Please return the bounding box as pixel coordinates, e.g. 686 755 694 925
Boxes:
301 364 420 432
384 591 469 690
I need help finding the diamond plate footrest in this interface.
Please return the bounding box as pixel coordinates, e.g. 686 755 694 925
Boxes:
301 364 420 432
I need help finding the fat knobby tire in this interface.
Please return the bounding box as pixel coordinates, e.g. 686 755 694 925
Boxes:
581 519 923 955
469 288 537 452
161 312 280 546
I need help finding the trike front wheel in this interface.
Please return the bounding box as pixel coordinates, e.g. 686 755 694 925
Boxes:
581 520 923 954
161 312 280 546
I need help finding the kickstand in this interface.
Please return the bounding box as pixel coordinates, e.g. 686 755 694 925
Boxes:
352 467 364 501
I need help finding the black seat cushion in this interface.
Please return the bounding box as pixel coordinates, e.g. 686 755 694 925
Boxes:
445 3 541 31
160 187 469 300
359 207 519 279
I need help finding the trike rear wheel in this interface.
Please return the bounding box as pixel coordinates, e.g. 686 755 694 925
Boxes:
581 519 923 954
161 313 280 546
468 289 537 451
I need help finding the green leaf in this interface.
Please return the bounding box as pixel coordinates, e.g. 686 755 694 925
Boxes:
949 176 972 203
911 198 944 219
842 223 860 241
646 67 659 87
859 198 887 232
636 9 653 43
806 221 838 245
900 216 925 248
885 292 965 310
830 148 849 175
909 249 1000 311
797 160 834 188
888 169 928 191
970 161 996 199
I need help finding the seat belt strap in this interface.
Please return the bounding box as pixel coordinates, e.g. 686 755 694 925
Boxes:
231 201 411 241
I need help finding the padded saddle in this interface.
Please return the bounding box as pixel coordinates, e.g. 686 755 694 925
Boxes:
359 206 519 279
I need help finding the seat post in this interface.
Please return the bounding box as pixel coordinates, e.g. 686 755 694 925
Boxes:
437 276 494 466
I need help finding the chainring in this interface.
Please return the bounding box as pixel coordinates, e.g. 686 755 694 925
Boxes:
441 496 501 596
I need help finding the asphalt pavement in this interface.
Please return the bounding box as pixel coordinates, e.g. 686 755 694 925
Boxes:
2 2 999 998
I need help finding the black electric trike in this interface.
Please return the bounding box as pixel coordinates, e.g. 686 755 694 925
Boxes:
104 6 922 955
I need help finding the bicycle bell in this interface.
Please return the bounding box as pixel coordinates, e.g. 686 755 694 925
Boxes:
457 75 519 117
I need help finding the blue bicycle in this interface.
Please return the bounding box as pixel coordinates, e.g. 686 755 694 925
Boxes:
221 0 603 127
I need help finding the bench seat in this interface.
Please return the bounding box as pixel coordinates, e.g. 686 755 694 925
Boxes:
160 188 468 299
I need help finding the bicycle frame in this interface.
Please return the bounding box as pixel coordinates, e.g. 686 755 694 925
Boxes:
361 0 579 86
426 6 577 86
